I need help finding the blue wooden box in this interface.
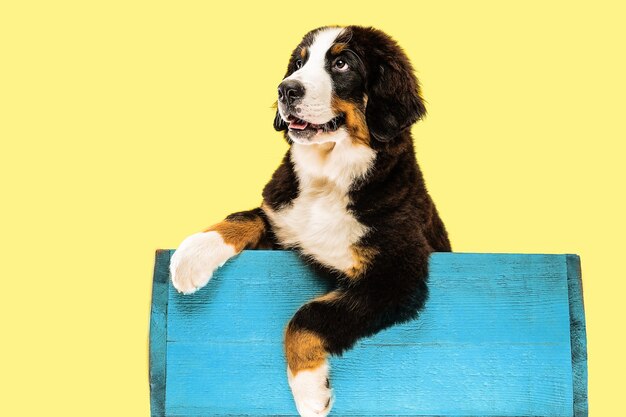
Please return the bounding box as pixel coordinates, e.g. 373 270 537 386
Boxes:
150 250 587 417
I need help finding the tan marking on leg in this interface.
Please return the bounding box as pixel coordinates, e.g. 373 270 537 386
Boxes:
285 327 327 374
331 97 370 146
345 245 378 279
313 290 342 304
206 217 265 251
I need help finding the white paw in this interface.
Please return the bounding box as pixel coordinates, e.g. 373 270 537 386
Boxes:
288 362 334 417
170 231 236 294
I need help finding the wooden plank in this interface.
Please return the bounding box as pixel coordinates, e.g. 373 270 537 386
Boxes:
149 249 171 417
166 342 572 416
153 251 585 417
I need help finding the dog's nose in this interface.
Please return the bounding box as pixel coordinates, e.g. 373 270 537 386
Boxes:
277 80 305 106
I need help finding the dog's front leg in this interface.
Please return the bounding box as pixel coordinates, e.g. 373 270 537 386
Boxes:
170 207 271 294
284 255 430 417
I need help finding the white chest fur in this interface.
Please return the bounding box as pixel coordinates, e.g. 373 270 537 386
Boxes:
265 137 376 272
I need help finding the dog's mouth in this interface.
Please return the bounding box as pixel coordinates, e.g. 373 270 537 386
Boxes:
286 114 345 136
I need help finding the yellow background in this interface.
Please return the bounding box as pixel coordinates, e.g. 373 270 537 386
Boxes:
1 1 624 415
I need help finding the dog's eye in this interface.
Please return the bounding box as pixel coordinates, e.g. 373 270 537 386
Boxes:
333 59 349 72
295 59 303 69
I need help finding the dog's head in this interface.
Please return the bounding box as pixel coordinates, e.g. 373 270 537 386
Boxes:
274 26 426 145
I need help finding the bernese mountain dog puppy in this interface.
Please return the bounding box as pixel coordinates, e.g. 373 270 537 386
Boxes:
170 25 451 417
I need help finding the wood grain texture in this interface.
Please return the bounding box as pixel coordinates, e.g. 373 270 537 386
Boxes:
566 255 588 417
149 249 170 417
150 250 587 417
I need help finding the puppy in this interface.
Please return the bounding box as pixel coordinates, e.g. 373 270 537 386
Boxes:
170 25 451 417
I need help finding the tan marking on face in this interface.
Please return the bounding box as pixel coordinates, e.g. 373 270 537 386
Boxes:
346 245 378 279
330 43 347 55
300 47 307 58
331 97 370 146
284 327 327 374
206 217 265 251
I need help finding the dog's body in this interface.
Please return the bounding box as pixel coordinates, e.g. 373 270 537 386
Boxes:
170 26 450 417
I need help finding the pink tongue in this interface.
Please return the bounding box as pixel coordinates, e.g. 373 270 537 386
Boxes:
289 120 308 130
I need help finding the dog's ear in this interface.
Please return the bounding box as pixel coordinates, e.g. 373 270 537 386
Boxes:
273 101 288 131
365 49 426 142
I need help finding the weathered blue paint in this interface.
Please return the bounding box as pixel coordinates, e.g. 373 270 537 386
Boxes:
150 250 587 417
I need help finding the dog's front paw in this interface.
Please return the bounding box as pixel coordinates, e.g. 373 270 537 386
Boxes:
170 231 236 294
288 362 334 417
